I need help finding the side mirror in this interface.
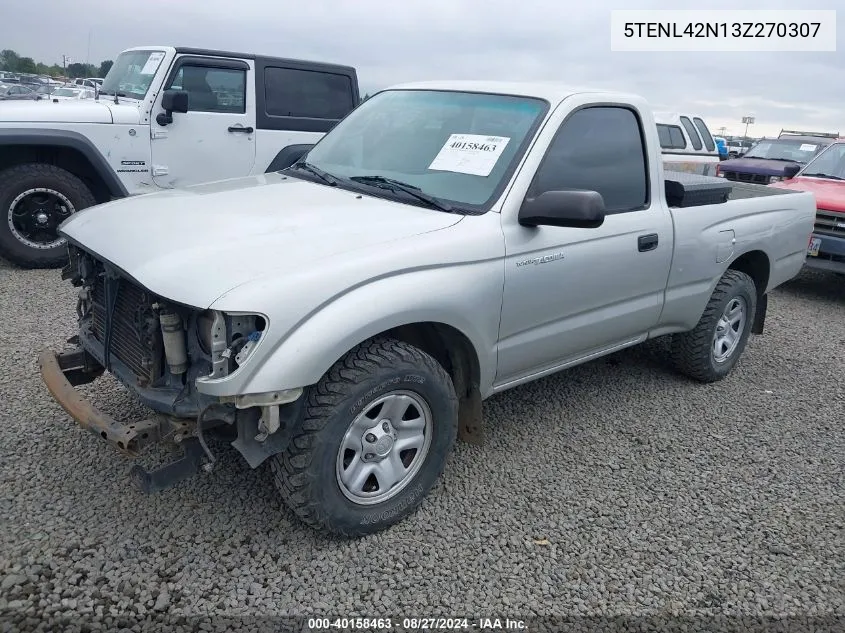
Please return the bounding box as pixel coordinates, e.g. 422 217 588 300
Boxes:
156 90 189 126
783 163 801 179
518 190 606 229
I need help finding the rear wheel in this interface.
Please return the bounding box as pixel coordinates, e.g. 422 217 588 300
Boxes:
670 269 757 383
271 337 458 536
0 163 96 269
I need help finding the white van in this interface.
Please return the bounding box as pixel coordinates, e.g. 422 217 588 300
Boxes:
654 112 720 176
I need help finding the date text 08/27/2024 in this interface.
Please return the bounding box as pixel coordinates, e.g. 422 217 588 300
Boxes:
307 617 527 631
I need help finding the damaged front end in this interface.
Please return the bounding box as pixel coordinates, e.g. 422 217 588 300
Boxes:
38 244 304 493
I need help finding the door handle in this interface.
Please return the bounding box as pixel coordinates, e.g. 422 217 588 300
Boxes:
638 233 659 252
228 126 254 134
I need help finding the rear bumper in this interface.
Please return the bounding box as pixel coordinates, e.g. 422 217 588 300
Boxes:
38 347 187 455
806 232 845 274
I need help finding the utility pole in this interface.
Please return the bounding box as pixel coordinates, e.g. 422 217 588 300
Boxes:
718 126 727 136
62 55 72 76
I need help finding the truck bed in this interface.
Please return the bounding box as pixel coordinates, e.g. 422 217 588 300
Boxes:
665 171 798 208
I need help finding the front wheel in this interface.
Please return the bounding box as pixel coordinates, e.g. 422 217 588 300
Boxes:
670 269 757 383
0 163 96 269
271 337 458 536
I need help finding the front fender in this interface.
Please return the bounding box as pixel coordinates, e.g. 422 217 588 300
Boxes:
0 128 128 198
195 263 504 398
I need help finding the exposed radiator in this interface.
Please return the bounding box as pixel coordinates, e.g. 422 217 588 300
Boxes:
90 272 163 386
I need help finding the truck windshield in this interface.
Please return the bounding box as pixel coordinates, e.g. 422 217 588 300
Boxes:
302 89 549 210
800 142 845 180
100 50 166 100
743 138 825 163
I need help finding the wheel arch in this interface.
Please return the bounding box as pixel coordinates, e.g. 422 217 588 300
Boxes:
0 129 128 203
214 305 491 444
726 249 770 334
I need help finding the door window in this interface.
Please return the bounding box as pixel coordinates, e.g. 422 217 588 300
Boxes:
166 64 246 114
527 106 649 214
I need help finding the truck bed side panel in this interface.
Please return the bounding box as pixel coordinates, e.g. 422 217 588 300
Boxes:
655 189 815 334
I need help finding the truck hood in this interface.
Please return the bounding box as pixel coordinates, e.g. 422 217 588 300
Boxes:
60 172 463 308
0 99 141 124
770 177 845 213
719 157 800 177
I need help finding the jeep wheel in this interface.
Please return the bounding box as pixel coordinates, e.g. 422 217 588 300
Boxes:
670 269 757 383
271 337 458 536
0 163 96 269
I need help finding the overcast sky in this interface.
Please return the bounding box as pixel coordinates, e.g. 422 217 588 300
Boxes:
3 0 843 137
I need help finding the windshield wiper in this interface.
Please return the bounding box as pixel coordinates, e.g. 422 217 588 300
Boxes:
802 172 845 180
286 161 339 186
348 175 453 212
97 89 127 97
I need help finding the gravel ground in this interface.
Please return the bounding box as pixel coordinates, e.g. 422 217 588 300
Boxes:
0 258 843 632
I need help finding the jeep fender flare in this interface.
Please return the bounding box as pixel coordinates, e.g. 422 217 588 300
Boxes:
0 128 129 198
199 267 502 398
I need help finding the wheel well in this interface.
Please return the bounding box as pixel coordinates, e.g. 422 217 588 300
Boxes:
386 322 480 397
728 250 770 297
728 250 770 334
0 145 114 204
384 322 484 444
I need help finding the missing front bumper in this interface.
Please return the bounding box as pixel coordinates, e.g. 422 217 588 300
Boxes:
37 347 189 456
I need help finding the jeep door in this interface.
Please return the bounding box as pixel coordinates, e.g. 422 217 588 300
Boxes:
150 55 257 188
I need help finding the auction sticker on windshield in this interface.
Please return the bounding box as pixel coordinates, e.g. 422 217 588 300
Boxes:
429 134 511 177
140 52 165 75
799 144 818 152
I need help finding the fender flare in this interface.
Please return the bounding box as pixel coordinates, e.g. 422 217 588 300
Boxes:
0 128 129 198
264 144 316 172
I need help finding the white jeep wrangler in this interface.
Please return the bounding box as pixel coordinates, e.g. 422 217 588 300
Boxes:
0 46 360 268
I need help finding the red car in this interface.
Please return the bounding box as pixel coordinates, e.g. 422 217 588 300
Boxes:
770 140 845 275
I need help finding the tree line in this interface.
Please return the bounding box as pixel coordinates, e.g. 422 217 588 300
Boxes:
0 49 113 79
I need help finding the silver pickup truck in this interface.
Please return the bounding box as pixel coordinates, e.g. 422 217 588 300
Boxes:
39 81 816 536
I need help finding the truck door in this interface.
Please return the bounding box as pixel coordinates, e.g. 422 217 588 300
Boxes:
150 55 257 188
496 104 674 385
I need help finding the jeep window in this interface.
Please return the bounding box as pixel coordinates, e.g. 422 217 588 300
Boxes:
657 124 686 150
264 67 354 120
692 117 716 152
528 106 648 214
302 89 549 210
680 116 703 151
100 49 166 100
743 138 825 163
167 65 246 114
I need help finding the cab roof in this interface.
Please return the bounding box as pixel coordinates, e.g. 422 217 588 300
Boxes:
383 80 647 106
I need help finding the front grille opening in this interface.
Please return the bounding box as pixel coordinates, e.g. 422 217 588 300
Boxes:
723 171 768 185
815 210 845 236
